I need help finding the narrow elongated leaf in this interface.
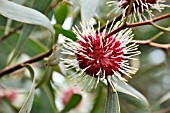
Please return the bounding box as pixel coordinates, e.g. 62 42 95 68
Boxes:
33 0 52 13
116 80 150 108
12 0 27 4
105 81 120 113
0 0 54 34
8 24 34 64
102 78 149 109
61 94 82 113
90 85 106 113
81 0 98 21
90 86 104 113
0 30 47 69
55 2 69 25
19 64 36 113
115 83 140 100
23 38 47 55
31 85 59 113
43 84 59 113
36 66 53 88
0 0 54 64
54 24 77 41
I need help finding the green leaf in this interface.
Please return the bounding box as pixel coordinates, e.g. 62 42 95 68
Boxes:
12 0 27 4
0 0 54 34
31 85 59 113
36 66 53 89
8 24 34 64
42 84 59 113
81 0 98 21
55 1 69 25
22 37 47 55
30 95 45 113
0 0 54 64
116 80 150 108
33 0 52 13
105 81 120 113
115 83 140 100
90 86 104 113
61 94 82 113
19 64 36 113
54 24 77 41
0 30 47 69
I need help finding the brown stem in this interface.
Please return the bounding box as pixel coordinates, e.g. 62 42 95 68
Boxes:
0 25 23 43
128 13 170 27
104 13 170 39
0 49 53 77
133 40 170 50
104 23 126 39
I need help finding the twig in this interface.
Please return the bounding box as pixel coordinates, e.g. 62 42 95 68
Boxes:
0 48 53 77
0 25 23 43
104 13 170 39
128 13 170 27
133 40 170 50
97 14 122 33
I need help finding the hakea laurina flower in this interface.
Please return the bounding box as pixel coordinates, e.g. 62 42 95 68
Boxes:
61 20 140 91
107 0 169 22
55 82 93 113
0 89 17 101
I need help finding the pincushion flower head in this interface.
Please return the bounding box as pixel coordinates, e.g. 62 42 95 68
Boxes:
107 0 169 22
61 20 140 91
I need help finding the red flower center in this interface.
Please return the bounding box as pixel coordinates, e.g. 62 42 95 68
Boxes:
75 34 124 78
118 0 157 14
